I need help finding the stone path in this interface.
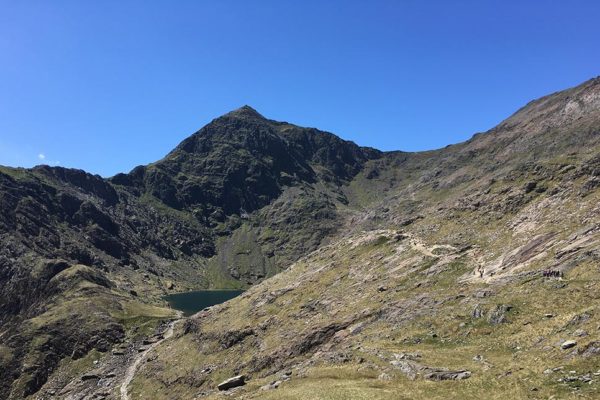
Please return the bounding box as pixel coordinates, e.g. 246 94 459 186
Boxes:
120 316 182 400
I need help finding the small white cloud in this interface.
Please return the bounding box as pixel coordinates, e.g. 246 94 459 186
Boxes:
52 160 60 165
38 153 46 160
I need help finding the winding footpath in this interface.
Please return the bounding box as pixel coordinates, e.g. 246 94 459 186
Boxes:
120 316 183 400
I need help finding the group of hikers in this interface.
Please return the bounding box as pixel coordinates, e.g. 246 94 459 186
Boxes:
474 265 562 279
542 269 563 278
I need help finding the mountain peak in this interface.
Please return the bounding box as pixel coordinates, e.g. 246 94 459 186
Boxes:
225 105 265 119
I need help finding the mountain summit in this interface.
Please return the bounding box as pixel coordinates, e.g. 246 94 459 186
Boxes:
1 77 600 399
224 105 266 119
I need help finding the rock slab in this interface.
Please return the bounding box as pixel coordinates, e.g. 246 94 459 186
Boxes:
217 375 246 391
561 340 577 350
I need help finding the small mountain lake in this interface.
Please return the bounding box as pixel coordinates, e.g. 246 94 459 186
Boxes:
165 290 244 316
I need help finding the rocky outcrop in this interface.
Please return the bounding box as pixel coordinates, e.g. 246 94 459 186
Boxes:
423 369 472 381
488 304 513 324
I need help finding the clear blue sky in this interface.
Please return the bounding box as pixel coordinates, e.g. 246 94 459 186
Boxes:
1 1 599 177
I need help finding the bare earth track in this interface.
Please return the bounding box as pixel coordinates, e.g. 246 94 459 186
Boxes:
120 317 182 400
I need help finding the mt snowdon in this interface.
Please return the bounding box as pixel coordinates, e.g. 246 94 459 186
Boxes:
1 77 600 399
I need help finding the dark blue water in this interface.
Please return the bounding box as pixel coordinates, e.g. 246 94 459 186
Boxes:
165 290 244 316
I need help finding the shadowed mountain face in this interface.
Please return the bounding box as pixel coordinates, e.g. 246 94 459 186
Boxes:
1 78 600 399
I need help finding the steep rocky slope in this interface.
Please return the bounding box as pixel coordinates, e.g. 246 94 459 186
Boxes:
1 77 599 399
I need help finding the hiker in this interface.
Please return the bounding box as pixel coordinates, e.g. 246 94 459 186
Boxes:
476 265 484 278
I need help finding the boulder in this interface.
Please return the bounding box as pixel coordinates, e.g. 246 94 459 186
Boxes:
217 375 246 391
474 290 493 298
561 340 577 350
523 181 537 193
80 373 100 381
260 380 281 390
280 371 292 381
